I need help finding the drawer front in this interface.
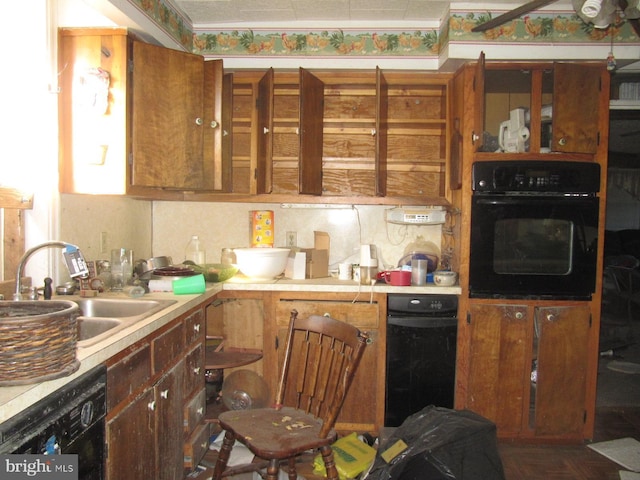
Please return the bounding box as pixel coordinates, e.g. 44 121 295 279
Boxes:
276 300 379 328
185 308 205 347
106 342 151 411
183 422 212 471
153 321 185 374
184 343 205 399
183 388 206 437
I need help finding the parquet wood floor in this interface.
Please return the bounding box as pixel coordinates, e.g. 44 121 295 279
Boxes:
499 407 640 480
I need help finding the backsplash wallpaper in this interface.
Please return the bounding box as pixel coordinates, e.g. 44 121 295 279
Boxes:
58 195 444 281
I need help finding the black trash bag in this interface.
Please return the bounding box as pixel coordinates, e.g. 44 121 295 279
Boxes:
366 406 505 480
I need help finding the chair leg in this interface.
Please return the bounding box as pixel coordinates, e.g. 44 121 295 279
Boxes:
212 430 235 480
265 458 280 480
287 457 297 480
320 446 339 480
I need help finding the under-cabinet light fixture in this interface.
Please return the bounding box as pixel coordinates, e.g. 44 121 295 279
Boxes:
280 203 353 209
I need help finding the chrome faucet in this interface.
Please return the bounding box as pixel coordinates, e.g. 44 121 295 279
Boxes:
14 241 81 301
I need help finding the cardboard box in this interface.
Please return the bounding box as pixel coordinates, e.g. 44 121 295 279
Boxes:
284 250 306 280
249 210 274 247
301 231 330 279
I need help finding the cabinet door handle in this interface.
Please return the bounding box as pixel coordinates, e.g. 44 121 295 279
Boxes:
263 127 269 134
193 367 201 375
197 407 204 415
471 132 480 143
223 129 229 136
210 120 218 129
370 129 376 136
193 324 200 333
558 137 566 146
195 117 203 126
160 389 169 399
546 313 556 322
148 400 156 411
515 311 524 320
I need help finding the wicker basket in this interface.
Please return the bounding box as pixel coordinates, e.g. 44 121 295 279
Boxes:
0 300 80 386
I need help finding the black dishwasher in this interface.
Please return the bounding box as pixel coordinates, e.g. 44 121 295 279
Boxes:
385 293 458 427
0 364 107 480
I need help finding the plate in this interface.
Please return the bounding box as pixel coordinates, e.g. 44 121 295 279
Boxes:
153 266 196 277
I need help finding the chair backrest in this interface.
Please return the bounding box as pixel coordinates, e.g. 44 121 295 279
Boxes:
275 309 369 438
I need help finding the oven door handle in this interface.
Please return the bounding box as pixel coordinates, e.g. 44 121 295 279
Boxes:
473 195 596 207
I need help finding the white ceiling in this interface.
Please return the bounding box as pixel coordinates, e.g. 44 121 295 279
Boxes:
174 0 553 26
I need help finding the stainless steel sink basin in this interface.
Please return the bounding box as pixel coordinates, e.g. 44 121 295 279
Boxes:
78 318 123 341
74 298 174 318
73 297 176 347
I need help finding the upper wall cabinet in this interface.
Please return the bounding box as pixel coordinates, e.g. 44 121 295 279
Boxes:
58 28 228 197
217 68 452 204
471 52 607 157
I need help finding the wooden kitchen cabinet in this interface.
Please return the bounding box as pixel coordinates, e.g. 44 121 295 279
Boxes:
58 28 227 197
463 300 593 441
208 291 385 434
105 303 207 479
272 292 386 434
211 68 452 204
470 53 607 155
451 55 609 441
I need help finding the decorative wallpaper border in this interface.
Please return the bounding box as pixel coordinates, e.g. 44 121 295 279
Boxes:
449 10 640 43
120 0 640 57
192 29 441 57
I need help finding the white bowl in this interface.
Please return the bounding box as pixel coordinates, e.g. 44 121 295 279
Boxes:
433 270 458 286
234 248 290 279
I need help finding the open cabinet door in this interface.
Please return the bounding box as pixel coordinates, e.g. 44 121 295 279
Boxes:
553 63 602 155
375 67 388 197
299 68 324 195
203 59 224 191
472 51 486 153
131 41 205 189
257 68 274 194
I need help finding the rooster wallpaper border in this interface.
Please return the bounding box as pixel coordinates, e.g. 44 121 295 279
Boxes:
125 0 640 57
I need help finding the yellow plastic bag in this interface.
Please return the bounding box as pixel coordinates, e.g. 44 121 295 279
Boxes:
313 432 376 480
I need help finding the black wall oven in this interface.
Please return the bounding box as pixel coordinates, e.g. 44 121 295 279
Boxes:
469 161 600 300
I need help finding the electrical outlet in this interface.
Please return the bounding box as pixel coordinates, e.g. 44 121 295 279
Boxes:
100 232 107 254
286 231 297 247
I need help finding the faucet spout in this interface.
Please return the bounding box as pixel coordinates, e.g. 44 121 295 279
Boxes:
14 241 81 301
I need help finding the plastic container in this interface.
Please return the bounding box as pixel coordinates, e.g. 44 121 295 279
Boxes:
185 235 206 265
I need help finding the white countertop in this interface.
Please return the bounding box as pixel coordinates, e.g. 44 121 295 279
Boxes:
223 274 462 295
0 277 460 423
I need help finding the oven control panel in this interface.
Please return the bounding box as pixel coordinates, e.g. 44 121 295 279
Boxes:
472 161 600 194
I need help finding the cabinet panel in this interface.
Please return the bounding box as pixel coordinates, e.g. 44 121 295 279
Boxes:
275 299 379 328
58 28 129 194
106 342 151 411
184 343 205 399
106 389 155 480
156 362 184 480
184 388 207 436
185 308 205 347
153 321 184 374
273 293 383 433
467 303 529 434
130 41 204 189
533 305 590 436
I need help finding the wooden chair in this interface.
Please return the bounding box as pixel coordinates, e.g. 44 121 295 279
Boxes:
212 309 369 480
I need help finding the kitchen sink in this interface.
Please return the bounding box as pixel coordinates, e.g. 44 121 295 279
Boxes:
77 318 123 341
73 298 176 347
73 297 175 318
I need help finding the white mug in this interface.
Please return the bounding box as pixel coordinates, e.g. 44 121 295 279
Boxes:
338 262 352 280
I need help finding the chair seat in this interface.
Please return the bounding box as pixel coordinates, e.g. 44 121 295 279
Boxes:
217 406 337 460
